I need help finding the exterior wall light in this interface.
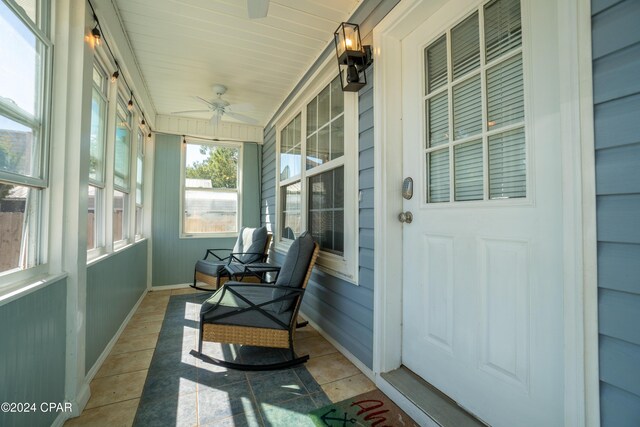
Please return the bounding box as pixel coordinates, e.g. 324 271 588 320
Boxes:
333 22 373 92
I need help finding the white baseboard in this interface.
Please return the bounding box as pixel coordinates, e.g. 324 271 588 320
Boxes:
51 381 90 427
150 283 193 291
85 290 148 382
376 376 438 427
298 310 375 381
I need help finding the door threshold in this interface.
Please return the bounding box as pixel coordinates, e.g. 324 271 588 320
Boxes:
381 366 487 427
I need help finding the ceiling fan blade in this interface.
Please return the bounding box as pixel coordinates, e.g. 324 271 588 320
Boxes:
225 111 259 125
210 113 221 127
227 103 255 112
247 0 269 19
171 109 210 114
195 96 215 107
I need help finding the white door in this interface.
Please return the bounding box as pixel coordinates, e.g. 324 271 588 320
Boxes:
401 0 564 426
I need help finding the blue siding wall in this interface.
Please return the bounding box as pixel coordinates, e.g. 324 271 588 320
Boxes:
152 134 261 286
0 279 67 427
86 241 148 371
261 67 376 368
592 1 640 425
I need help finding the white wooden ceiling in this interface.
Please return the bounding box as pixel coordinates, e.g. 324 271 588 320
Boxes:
114 0 360 126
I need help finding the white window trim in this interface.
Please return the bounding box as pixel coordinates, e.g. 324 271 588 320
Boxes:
179 139 243 239
0 0 53 288
274 58 359 284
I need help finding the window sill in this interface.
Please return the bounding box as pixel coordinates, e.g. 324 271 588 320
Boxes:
0 271 67 307
180 232 238 239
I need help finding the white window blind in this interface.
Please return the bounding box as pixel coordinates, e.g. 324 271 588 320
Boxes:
423 0 525 203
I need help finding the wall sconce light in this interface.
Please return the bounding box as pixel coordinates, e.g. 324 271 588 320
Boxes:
333 22 372 92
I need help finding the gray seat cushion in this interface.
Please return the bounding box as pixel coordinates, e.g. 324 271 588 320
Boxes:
195 259 227 276
200 284 292 330
233 226 268 264
272 232 316 313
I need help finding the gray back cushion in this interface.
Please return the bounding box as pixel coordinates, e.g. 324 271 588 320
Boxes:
233 226 268 263
272 232 316 313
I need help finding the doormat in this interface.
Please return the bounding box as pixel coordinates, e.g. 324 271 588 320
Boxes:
309 389 419 427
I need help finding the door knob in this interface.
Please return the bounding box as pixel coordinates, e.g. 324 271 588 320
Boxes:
398 211 413 224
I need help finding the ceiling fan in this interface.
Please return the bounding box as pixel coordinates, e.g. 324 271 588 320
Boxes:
171 84 258 127
247 0 269 19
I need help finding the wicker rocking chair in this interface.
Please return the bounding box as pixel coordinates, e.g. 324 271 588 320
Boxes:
192 226 272 291
193 232 319 371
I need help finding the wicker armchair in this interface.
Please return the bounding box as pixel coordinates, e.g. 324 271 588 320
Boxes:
193 232 319 370
192 226 272 291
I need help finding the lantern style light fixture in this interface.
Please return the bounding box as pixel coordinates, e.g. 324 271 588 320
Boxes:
333 22 372 92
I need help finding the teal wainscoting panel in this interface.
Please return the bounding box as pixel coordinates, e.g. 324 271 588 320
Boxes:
152 134 261 286
592 0 640 425
0 278 67 427
86 240 148 372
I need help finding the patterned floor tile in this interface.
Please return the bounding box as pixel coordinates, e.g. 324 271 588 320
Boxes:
197 381 257 426
258 395 318 427
248 370 308 405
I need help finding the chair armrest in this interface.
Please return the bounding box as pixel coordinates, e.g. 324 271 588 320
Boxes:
229 252 268 264
243 264 280 283
203 248 232 261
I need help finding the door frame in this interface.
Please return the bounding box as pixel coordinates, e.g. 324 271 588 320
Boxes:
371 0 600 425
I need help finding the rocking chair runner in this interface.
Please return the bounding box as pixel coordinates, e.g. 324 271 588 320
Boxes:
194 232 319 371
192 226 272 291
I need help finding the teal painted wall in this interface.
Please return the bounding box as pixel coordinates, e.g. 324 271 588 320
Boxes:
152 134 261 286
0 278 67 427
86 240 148 372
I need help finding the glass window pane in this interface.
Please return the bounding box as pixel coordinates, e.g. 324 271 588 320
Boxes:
306 98 317 135
135 206 143 236
453 75 482 139
317 125 330 165
330 76 344 119
452 12 480 79
489 127 526 199
484 0 522 62
0 183 39 273
427 149 450 203
184 190 237 234
427 92 449 148
487 54 524 130
308 167 344 255
454 140 483 201
330 115 344 161
89 88 106 182
0 1 43 116
425 34 447 94
88 185 97 250
0 115 38 177
114 104 130 190
281 182 301 240
136 155 143 205
113 189 127 242
185 144 238 189
317 84 330 128
306 134 318 170
280 114 301 180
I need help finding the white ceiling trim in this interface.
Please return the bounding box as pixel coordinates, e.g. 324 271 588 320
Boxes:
155 114 263 143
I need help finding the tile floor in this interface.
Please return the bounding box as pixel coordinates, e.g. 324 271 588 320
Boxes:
64 288 377 426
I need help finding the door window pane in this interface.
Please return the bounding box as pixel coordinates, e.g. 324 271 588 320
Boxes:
487 54 524 130
281 181 301 240
454 140 483 201
309 167 344 255
453 75 482 139
484 0 522 62
451 12 480 79
427 92 449 148
427 149 450 203
489 128 526 199
425 35 448 94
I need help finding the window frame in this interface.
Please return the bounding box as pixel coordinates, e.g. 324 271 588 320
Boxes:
274 61 359 283
179 139 243 239
420 1 531 209
112 90 132 249
86 58 110 257
0 0 52 285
